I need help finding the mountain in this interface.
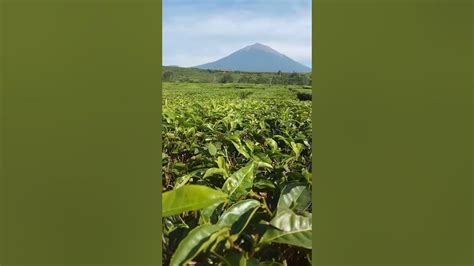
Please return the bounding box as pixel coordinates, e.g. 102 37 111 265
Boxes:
194 43 311 73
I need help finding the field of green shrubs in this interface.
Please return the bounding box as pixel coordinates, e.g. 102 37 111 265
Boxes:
162 82 312 265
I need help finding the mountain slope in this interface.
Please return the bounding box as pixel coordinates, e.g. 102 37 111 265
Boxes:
194 43 311 73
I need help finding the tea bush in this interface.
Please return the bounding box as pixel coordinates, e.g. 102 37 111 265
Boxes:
296 92 312 101
162 83 312 265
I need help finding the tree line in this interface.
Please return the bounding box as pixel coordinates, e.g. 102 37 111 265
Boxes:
162 68 312 86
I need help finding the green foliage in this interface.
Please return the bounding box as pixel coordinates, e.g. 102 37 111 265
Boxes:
162 185 228 217
238 91 254 99
162 66 312 85
219 73 234 83
162 84 312 265
277 183 312 214
296 92 312 101
259 209 312 249
170 224 229 266
163 70 174 82
259 183 313 249
222 163 256 202
217 199 260 236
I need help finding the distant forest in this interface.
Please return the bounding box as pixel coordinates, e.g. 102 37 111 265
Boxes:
162 66 312 86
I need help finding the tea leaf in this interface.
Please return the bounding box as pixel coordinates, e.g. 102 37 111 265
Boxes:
163 185 228 217
222 163 256 201
260 209 312 249
170 224 229 266
207 142 217 156
217 199 260 235
277 183 311 214
203 167 225 178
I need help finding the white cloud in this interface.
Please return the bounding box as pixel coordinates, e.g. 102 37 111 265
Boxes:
163 6 312 67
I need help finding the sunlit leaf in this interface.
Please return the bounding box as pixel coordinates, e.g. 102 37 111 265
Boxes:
222 163 256 201
260 209 312 249
207 142 217 156
277 183 312 214
163 185 228 217
203 167 225 178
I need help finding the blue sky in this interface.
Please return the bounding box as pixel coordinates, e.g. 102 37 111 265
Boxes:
163 0 312 67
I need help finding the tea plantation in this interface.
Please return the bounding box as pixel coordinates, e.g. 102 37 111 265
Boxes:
162 82 312 265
